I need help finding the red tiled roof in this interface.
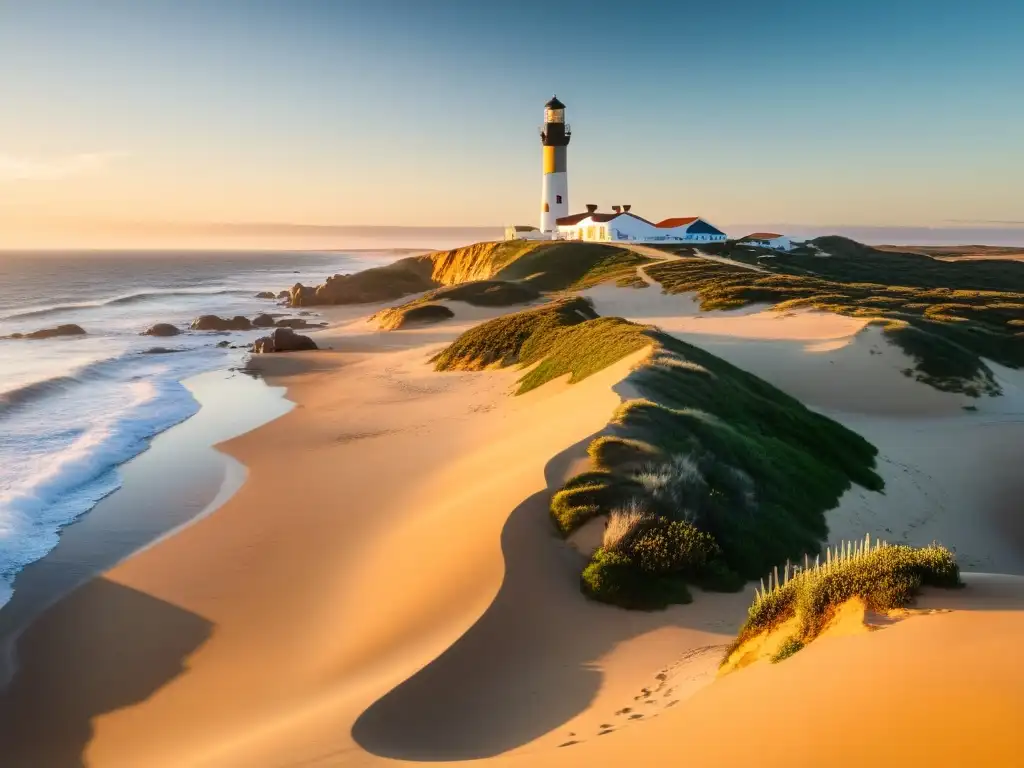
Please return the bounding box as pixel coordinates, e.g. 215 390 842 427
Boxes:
656 217 699 229
743 232 784 240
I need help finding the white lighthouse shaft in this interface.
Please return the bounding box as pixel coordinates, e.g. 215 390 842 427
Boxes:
539 97 570 234
541 172 568 233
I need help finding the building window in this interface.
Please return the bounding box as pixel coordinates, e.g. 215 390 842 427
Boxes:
556 195 562 204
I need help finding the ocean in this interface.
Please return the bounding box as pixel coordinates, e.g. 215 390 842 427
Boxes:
0 250 391 609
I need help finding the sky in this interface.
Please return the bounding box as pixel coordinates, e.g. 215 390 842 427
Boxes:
1 0 1023 249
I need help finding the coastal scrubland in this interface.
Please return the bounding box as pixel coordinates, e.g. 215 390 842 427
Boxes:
667 236 1024 292
644 244 1024 395
435 297 883 609
291 241 652 306
722 537 961 668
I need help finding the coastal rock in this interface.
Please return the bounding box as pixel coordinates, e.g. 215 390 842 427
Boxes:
190 315 252 331
276 290 290 300
289 283 316 307
143 347 181 355
252 313 277 328
216 340 232 348
255 291 276 299
142 323 181 337
3 324 87 340
289 258 436 307
253 327 318 353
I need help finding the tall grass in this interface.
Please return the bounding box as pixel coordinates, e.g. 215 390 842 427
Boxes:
724 536 962 663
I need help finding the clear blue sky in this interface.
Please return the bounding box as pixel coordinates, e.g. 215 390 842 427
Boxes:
2 0 1023 246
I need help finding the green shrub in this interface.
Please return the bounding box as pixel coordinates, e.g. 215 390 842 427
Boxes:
628 519 720 576
580 548 693 610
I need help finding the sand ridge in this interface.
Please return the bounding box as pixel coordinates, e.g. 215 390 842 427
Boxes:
0 279 1022 766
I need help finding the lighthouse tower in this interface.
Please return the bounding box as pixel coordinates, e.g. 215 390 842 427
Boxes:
539 95 571 234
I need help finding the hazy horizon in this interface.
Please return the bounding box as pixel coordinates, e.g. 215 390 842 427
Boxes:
3 222 1024 253
3 1 1023 250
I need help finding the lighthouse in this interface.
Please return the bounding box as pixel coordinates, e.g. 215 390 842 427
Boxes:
539 95 570 233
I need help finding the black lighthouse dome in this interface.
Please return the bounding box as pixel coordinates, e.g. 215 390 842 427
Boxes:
545 95 566 110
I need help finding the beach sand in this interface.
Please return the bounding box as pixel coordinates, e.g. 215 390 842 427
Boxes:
1 284 1023 767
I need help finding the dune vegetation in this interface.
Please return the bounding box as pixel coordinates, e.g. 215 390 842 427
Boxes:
645 251 1024 395
374 303 455 330
723 537 961 665
372 280 542 330
291 240 653 307
434 298 883 609
659 236 1024 292
432 297 652 392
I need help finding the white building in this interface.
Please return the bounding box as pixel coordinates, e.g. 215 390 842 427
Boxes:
555 205 727 244
503 224 548 241
737 232 793 251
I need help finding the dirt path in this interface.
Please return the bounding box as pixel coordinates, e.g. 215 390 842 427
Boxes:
605 242 769 287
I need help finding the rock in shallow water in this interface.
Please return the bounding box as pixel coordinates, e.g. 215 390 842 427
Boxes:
252 313 277 328
253 327 318 353
255 291 276 299
3 324 87 340
142 323 181 337
190 315 252 331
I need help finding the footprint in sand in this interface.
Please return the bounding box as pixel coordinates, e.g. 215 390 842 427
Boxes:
614 708 632 716
665 700 680 708
558 740 579 748
629 713 644 720
599 723 613 729
598 729 615 736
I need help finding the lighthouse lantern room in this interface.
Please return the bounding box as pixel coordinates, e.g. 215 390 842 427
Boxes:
539 95 571 233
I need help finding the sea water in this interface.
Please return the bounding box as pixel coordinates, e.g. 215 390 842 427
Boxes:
0 250 391 608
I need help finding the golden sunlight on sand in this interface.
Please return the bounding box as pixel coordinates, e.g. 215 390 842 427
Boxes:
1 282 1022 767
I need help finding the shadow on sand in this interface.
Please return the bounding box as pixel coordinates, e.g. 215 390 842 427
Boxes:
0 578 212 768
351 432 751 760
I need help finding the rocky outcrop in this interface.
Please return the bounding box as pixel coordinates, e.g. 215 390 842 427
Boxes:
253 327 318 353
143 347 181 355
277 290 290 300
190 315 252 331
142 323 181 337
3 324 87 340
289 282 317 307
252 313 277 328
289 256 437 307
255 291 276 299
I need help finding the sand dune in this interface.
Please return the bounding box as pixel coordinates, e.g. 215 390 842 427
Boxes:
1 279 1022 766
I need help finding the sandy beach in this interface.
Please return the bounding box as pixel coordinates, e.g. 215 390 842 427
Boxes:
2 278 1023 767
